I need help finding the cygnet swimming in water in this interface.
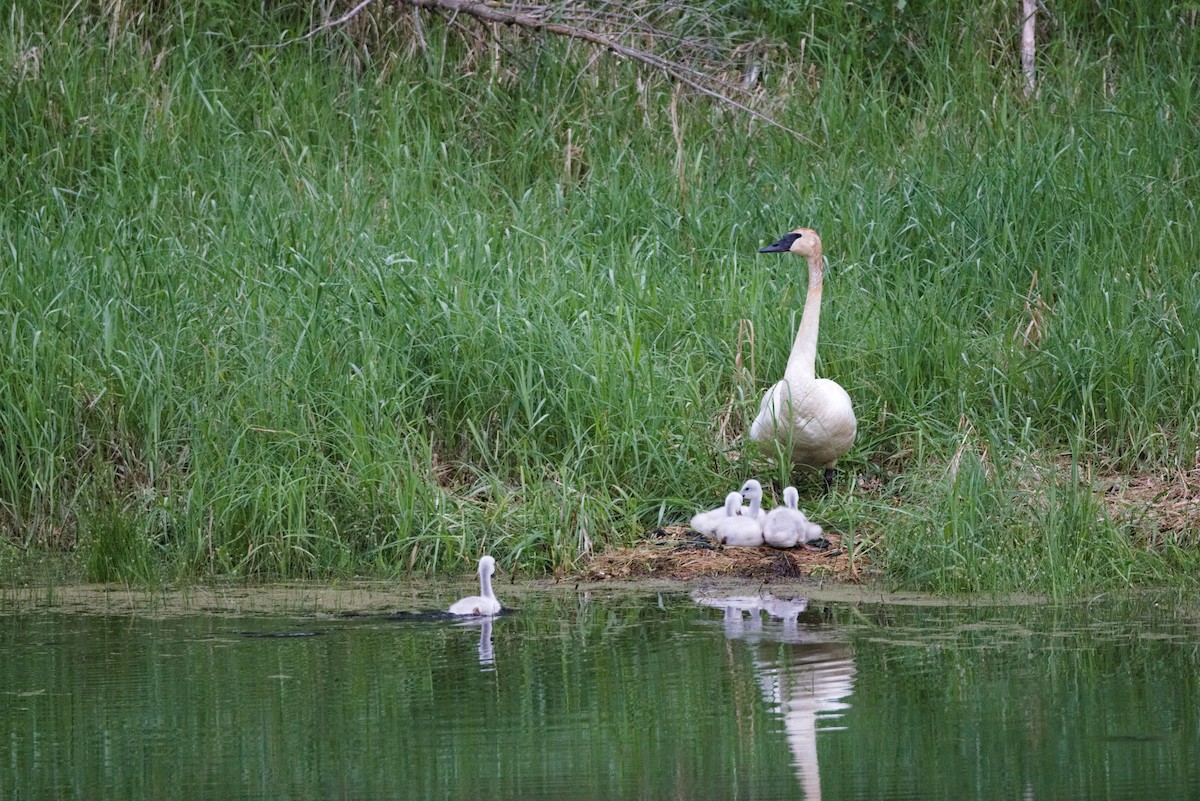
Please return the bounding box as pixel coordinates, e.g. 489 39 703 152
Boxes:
713 492 765 547
448 555 502 616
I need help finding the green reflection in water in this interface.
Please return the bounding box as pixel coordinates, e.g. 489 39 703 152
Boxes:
824 603 1200 801
1 596 1198 800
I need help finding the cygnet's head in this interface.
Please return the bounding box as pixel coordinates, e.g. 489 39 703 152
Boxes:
783 486 799 509
478 555 496 577
738 479 763 502
758 227 822 259
723 491 744 516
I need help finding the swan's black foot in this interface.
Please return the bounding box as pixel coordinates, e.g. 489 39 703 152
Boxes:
803 537 832 551
823 467 836 494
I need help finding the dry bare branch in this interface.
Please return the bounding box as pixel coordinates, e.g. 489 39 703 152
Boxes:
292 0 812 143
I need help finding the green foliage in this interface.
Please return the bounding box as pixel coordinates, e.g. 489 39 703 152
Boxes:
879 454 1185 597
1 1 1197 591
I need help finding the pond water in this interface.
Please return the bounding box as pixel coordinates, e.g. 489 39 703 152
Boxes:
2 590 1198 800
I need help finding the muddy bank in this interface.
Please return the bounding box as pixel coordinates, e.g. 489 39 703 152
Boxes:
0 574 1056 617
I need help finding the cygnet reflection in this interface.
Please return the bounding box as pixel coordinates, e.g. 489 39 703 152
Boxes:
478 617 494 667
760 594 809 633
455 616 495 670
694 594 768 640
694 591 855 801
692 592 809 642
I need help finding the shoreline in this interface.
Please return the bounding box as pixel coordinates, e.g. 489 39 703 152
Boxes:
0 576 1074 617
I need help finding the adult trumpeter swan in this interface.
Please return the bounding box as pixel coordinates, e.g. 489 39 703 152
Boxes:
449 555 502 616
753 228 857 491
762 486 824 549
714 492 765 547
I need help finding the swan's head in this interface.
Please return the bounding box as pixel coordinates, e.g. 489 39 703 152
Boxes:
738 479 763 502
723 491 744 516
478 555 496 577
783 486 799 509
758 227 822 259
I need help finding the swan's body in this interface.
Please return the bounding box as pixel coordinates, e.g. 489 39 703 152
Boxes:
714 491 765 547
690 503 731 536
690 479 761 534
762 486 824 549
752 229 856 490
448 555 502 616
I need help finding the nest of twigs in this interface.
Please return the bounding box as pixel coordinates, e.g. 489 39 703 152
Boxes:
584 525 861 583
1101 462 1200 547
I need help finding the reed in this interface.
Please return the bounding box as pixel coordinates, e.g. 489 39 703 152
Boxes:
1 2 1197 592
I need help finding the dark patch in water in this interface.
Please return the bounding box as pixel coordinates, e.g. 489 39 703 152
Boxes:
1100 734 1164 743
385 609 517 622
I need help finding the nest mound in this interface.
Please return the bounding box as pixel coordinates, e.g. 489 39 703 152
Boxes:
584 525 862 583
1101 463 1200 546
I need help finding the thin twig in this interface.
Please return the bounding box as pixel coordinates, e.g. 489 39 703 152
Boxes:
273 0 377 45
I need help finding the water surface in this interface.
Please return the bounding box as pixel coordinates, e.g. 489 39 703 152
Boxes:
2 591 1197 799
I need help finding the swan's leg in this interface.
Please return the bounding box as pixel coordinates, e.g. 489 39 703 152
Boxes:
823 467 836 493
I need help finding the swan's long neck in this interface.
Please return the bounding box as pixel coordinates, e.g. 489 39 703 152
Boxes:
480 566 494 600
783 253 824 384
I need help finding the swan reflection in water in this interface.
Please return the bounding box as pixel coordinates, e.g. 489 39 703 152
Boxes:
693 592 856 801
455 616 496 671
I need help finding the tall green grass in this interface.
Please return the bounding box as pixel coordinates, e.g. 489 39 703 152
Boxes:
1 1 1197 592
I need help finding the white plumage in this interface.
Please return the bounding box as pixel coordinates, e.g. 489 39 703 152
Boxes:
738 478 764 519
714 491 765 547
448 555 502 616
762 486 824 549
752 228 857 491
690 501 732 536
691 479 762 535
